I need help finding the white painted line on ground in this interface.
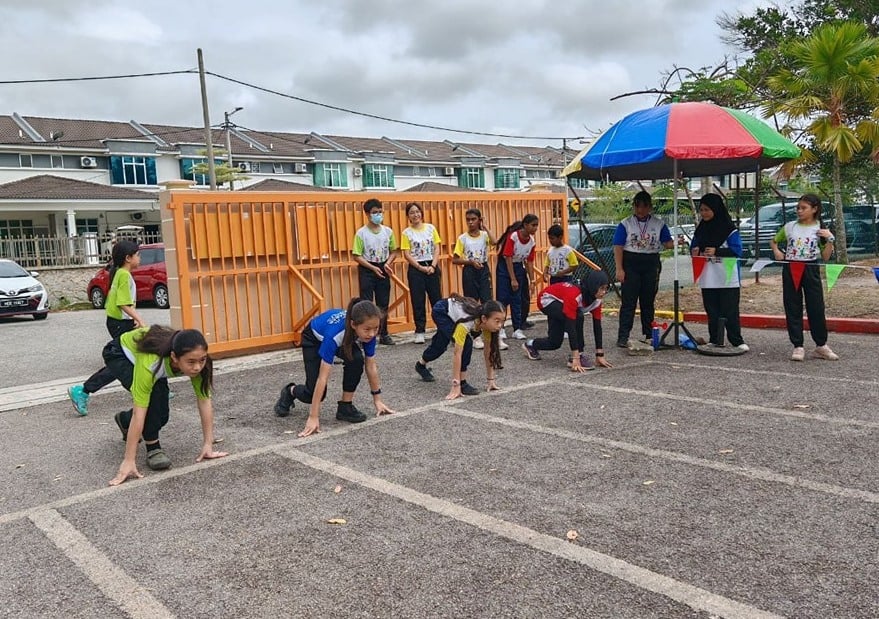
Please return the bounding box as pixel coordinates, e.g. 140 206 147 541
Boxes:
0 349 299 413
652 360 879 387
29 509 174 619
568 381 879 429
435 404 879 504
279 448 784 619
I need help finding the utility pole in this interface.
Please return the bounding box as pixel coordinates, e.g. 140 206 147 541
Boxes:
197 48 217 190
224 107 243 190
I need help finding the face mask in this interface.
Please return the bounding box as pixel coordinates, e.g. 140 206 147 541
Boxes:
370 213 383 225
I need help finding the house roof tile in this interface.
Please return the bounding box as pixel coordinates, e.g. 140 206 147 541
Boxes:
0 175 156 201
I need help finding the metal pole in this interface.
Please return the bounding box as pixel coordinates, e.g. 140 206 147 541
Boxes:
224 111 234 191
197 48 217 190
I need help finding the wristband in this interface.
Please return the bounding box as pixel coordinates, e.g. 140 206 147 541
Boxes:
370 388 382 395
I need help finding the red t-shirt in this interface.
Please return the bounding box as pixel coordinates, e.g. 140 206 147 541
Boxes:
501 230 536 262
537 282 603 321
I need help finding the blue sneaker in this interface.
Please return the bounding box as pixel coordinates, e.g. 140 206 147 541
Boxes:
67 385 90 416
522 341 541 360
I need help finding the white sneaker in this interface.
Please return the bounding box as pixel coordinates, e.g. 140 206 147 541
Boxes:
499 339 509 350
512 329 527 340
499 329 507 339
563 332 569 339
472 336 484 349
791 347 805 361
812 345 839 360
413 333 425 344
736 343 750 352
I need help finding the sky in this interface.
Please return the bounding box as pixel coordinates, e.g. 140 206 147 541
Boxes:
0 0 769 148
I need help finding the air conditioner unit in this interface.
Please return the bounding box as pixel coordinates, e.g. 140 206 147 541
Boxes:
443 166 455 176
80 156 97 168
238 162 252 172
352 167 363 177
519 168 528 177
294 162 308 173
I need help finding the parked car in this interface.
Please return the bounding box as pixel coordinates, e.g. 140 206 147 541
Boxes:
567 222 617 282
87 243 169 310
0 259 49 320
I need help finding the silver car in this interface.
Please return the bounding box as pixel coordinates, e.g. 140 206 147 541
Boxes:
0 259 49 320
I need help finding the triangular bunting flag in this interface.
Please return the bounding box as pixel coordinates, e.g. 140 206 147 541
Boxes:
825 264 845 291
723 257 737 285
691 256 707 282
789 261 806 291
750 259 773 273
874 267 879 284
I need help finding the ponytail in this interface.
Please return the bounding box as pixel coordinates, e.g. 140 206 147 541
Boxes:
496 214 538 253
341 297 382 361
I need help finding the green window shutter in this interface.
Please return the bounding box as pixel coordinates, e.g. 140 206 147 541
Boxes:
313 163 326 187
146 158 157 185
110 156 124 184
338 164 348 188
387 165 395 188
494 169 502 188
364 164 375 187
478 168 485 189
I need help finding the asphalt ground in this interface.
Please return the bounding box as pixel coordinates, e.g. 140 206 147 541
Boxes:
1 312 877 618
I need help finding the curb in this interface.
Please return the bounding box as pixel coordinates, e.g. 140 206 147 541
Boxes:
681 312 879 334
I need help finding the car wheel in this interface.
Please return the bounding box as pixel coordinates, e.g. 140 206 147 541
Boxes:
33 312 48 320
154 284 170 309
90 287 106 309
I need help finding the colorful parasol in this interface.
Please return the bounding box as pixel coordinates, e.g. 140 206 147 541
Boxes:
563 102 801 180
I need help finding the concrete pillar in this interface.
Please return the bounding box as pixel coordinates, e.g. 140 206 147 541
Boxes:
65 209 77 237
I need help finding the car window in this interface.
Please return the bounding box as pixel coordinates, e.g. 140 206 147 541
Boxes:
155 248 165 263
0 262 29 277
139 249 157 266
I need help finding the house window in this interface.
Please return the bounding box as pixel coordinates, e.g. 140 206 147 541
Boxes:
63 219 99 235
0 219 35 239
19 154 33 168
110 156 157 185
51 155 64 169
364 164 394 188
458 167 484 189
568 177 589 190
251 161 261 173
314 162 348 188
180 158 211 185
272 162 284 174
494 168 520 189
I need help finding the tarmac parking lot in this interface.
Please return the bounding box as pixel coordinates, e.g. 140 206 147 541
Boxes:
0 312 877 618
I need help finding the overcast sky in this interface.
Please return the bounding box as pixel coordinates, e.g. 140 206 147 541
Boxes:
0 0 768 148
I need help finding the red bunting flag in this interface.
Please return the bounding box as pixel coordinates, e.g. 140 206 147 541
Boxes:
691 256 707 282
789 261 806 290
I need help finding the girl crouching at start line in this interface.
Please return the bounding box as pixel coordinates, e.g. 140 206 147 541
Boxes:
274 298 395 437
522 270 613 372
414 295 506 399
105 326 227 486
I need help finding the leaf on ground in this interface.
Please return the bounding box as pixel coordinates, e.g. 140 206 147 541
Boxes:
718 449 734 454
566 529 579 541
642 480 655 486
792 404 811 409
213 438 224 444
599 405 606 410
670 422 678 426
225 416 236 420
326 518 347 525
333 485 342 494
98 422 109 425
489 468 498 472
53 476 62 482
600 453 612 458
14 464 24 469
283 430 295 434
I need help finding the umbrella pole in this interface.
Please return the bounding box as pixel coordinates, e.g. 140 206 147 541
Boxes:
660 159 696 349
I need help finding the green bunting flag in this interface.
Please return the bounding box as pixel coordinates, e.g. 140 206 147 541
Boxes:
723 257 737 285
825 264 846 291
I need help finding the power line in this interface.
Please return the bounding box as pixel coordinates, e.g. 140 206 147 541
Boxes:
206 71 586 142
0 69 196 85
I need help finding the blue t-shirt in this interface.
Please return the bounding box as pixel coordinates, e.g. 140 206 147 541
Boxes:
310 309 377 364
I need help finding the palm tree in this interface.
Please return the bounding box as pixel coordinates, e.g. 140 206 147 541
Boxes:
763 21 879 263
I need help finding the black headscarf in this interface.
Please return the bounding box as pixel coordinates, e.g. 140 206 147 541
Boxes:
580 270 609 305
694 193 735 251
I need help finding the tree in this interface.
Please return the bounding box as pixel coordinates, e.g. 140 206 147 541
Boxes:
191 149 249 189
763 21 879 263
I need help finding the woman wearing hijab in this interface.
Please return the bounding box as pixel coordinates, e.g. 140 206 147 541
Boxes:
691 193 748 351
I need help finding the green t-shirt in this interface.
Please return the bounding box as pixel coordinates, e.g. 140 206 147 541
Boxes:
119 327 209 407
105 268 136 320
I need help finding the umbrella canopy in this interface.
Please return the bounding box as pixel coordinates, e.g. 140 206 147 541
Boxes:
563 102 801 181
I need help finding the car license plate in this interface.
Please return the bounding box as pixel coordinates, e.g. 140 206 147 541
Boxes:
0 298 27 308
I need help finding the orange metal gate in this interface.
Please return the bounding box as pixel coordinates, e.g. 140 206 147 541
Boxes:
161 190 566 355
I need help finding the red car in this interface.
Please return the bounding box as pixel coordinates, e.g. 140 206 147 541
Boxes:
87 243 169 310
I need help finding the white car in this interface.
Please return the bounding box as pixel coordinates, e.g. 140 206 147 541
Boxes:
0 259 49 320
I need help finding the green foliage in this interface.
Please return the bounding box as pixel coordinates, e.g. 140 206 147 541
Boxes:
191 149 249 188
579 183 630 221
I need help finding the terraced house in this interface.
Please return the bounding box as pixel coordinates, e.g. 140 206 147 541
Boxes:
0 112 582 265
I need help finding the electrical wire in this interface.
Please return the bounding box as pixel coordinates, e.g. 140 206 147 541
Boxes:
0 70 196 85
206 71 586 142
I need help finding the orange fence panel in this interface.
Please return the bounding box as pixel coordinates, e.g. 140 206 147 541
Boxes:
161 190 566 356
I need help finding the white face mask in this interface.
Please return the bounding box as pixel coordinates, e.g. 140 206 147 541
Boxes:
370 213 384 225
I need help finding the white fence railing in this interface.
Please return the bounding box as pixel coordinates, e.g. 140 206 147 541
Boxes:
0 232 163 268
